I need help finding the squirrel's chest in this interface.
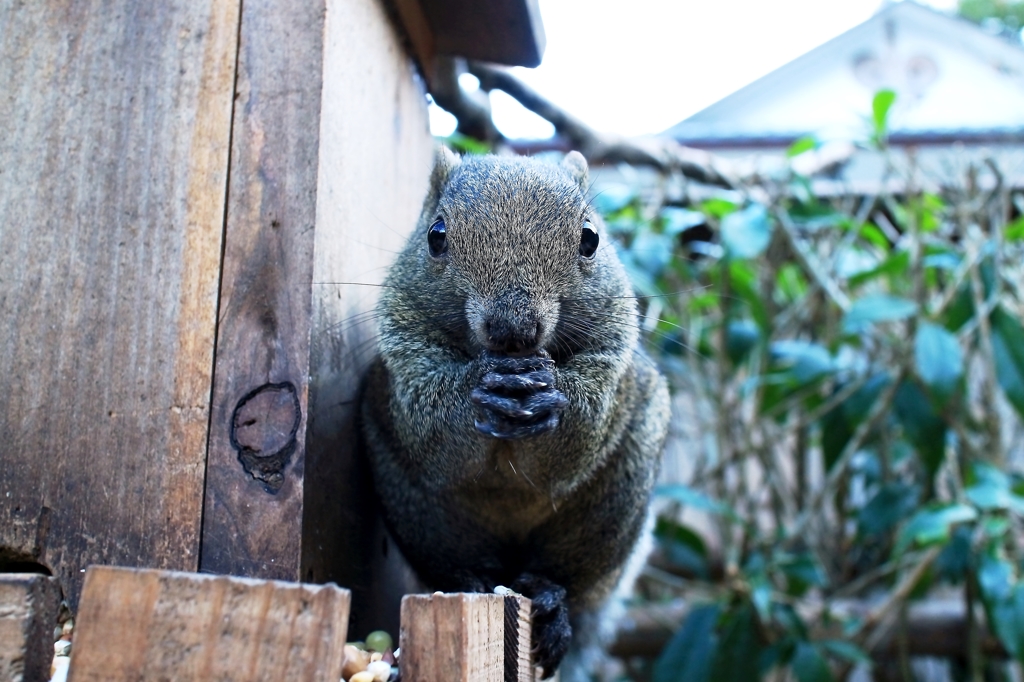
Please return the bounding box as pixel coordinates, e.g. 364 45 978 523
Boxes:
453 442 557 538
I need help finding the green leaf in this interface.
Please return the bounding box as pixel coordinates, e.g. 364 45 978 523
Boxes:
1007 215 1024 241
978 553 1015 604
896 503 977 554
656 484 738 520
848 250 910 289
440 133 491 155
820 640 872 667
893 380 946 477
872 89 897 136
991 306 1024 419
662 207 706 236
709 603 763 682
721 204 772 259
630 229 675 277
770 340 835 384
965 462 1024 514
821 373 890 471
914 322 964 405
976 554 1024 662
858 223 889 249
991 584 1024 662
843 295 917 332
655 517 709 578
729 260 770 333
792 642 835 682
779 553 828 596
726 320 759 366
935 525 972 582
701 197 738 219
943 285 974 332
787 136 819 158
858 482 919 537
653 604 720 682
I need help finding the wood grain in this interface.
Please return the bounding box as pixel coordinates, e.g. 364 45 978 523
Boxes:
0 574 61 682
400 593 505 682
504 594 535 682
301 0 434 638
400 593 537 682
198 0 326 579
0 0 238 606
68 566 350 682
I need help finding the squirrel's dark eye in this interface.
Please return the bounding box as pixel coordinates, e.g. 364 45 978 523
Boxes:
428 218 448 257
579 221 599 259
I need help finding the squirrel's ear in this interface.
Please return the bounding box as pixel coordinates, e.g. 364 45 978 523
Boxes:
561 151 588 190
429 145 461 197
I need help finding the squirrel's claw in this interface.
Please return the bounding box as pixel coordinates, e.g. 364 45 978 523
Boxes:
472 355 567 439
511 574 572 679
474 413 560 440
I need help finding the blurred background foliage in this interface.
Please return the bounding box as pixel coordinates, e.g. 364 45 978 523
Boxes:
596 90 1024 682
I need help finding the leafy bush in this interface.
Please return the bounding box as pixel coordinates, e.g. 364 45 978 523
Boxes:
600 91 1024 681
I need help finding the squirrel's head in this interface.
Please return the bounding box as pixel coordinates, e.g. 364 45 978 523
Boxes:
398 147 633 360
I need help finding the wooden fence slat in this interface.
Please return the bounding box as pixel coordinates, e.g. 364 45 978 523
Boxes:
399 592 536 682
0 574 61 682
67 566 350 682
197 0 326 580
0 0 239 607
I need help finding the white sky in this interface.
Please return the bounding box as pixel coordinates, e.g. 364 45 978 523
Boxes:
429 0 960 139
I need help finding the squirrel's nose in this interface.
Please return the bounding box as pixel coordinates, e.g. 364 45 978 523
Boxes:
485 317 540 356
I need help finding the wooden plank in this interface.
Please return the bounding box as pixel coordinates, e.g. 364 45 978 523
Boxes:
400 593 505 682
0 0 239 607
503 593 535 682
198 0 326 579
300 0 434 637
0 574 61 682
68 566 350 682
392 0 436 79
399 593 536 682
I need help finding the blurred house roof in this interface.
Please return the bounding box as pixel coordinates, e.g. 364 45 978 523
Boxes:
663 1 1024 148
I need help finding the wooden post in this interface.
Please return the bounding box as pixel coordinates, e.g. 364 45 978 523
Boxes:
399 592 536 682
67 566 350 682
0 0 239 608
0 574 61 682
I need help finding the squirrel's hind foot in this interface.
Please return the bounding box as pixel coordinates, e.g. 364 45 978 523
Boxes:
512 573 572 679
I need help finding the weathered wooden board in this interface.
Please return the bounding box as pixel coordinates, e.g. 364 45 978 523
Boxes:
0 574 61 682
399 593 536 682
0 0 238 606
197 0 325 581
301 0 434 637
68 566 349 681
505 594 535 682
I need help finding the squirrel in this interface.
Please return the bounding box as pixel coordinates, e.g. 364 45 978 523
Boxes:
361 147 670 680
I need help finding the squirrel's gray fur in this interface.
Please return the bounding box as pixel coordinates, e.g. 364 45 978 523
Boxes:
361 148 670 680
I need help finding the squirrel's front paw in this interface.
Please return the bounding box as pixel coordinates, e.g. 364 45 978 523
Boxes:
511 573 571 679
472 354 568 440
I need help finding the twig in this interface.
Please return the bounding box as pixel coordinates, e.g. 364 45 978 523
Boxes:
776 207 852 312
787 367 907 544
466 61 737 188
861 546 942 652
430 57 502 143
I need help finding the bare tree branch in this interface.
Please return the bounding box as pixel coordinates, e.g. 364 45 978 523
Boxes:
429 56 503 144
469 61 737 188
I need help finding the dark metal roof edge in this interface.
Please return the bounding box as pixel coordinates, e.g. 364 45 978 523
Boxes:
419 0 546 67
